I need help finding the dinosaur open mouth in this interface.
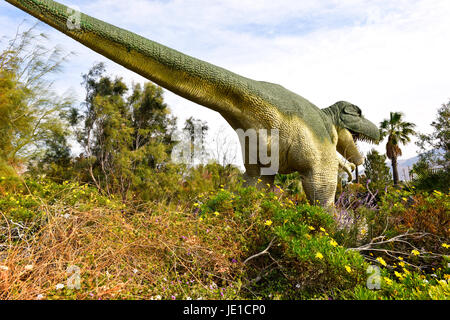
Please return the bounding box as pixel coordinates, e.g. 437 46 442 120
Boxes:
349 130 377 144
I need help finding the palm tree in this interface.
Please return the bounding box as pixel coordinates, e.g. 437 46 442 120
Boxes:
380 112 416 185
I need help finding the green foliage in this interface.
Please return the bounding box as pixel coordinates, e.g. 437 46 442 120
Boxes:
275 172 304 195
1 173 449 300
182 117 209 164
349 269 450 300
72 63 176 199
413 101 450 192
363 149 392 192
0 24 72 167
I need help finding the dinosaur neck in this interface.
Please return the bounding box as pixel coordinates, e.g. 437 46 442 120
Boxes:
321 106 340 127
6 0 245 117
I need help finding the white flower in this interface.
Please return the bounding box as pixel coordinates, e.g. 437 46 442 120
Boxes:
210 282 217 290
24 265 34 271
155 295 162 300
186 297 192 300
0 265 9 271
36 294 45 300
133 269 139 274
56 283 64 290
423 279 429 284
295 283 301 289
63 214 71 219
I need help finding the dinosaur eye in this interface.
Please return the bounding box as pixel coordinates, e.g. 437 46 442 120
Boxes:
343 105 361 116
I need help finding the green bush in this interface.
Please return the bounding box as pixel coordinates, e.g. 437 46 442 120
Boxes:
1 173 449 300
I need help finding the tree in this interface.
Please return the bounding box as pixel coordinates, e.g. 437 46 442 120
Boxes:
73 63 176 199
416 101 449 171
354 165 360 184
183 117 209 166
379 112 416 185
0 24 73 174
363 149 392 190
209 125 238 167
412 101 449 191
129 81 177 168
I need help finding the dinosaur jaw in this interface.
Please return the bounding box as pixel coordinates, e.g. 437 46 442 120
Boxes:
343 115 380 145
336 128 365 166
349 130 379 144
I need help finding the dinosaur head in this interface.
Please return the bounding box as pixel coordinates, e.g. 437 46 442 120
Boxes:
323 101 380 165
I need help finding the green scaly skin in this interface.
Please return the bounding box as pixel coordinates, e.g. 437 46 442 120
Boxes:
5 0 380 207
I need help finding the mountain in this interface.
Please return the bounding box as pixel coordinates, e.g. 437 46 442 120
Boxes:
355 155 420 181
396 155 420 180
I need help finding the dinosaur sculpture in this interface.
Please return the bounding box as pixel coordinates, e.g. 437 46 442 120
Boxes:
5 0 380 207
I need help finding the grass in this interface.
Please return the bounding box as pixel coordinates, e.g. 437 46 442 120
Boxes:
0 174 449 300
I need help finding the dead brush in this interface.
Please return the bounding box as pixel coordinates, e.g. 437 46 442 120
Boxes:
0 195 246 299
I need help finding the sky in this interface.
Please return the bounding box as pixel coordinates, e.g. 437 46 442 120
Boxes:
1 0 450 169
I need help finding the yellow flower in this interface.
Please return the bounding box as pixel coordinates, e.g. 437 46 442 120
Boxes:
193 203 200 207
266 183 271 188
394 271 403 279
398 256 403 261
345 265 352 273
411 249 420 256
438 280 447 287
398 261 405 267
442 243 449 249
320 227 326 232
214 211 220 216
305 234 311 240
384 277 393 285
329 239 338 247
308 226 315 231
315 252 324 260
264 220 273 226
257 179 262 183
376 257 387 267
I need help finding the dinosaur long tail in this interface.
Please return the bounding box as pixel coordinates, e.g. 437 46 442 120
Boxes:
5 0 249 116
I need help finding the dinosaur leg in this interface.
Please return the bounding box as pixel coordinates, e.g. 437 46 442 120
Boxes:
301 169 338 208
338 158 356 182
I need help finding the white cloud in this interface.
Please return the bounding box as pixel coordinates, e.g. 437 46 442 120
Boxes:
1 0 450 167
